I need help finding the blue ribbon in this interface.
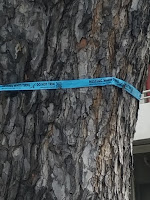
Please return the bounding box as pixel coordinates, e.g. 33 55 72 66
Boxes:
0 77 141 100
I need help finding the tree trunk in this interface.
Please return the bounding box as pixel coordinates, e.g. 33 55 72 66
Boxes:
0 0 149 200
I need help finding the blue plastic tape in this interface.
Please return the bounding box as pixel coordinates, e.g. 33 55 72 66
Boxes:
0 77 141 100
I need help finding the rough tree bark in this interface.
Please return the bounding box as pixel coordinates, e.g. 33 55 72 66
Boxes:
0 0 150 200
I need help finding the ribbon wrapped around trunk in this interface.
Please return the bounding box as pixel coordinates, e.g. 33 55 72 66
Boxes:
0 77 141 100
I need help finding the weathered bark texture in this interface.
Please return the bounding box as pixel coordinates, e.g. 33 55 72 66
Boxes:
0 0 150 200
